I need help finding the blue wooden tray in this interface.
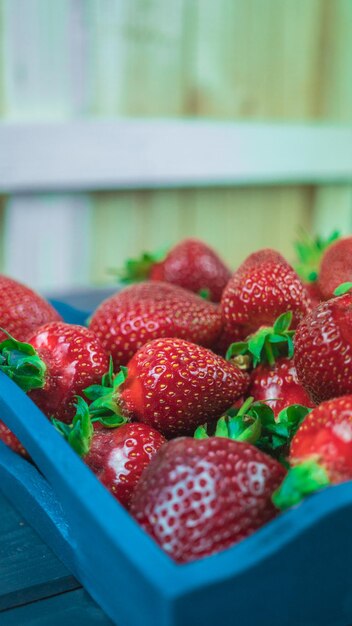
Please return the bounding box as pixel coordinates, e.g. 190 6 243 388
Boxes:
0 301 351 626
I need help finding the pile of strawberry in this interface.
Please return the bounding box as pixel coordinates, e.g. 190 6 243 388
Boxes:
2 233 352 565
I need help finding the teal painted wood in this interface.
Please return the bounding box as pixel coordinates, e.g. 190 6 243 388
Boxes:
1 588 113 626
0 491 78 611
0 302 352 624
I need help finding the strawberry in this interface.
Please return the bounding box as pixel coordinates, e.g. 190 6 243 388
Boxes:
226 312 314 416
86 338 249 438
0 322 109 423
118 238 231 302
294 291 352 404
221 249 311 336
54 398 166 509
89 282 222 369
0 275 61 342
130 437 285 563
248 358 314 416
273 396 352 510
318 236 352 300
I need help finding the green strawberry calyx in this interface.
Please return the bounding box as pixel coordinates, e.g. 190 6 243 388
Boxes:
272 458 330 511
194 398 311 458
294 229 340 283
194 397 261 445
333 282 352 297
83 357 129 426
0 329 47 392
226 311 294 368
53 396 94 457
109 247 168 284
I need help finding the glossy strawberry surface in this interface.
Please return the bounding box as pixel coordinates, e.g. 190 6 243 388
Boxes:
248 357 314 416
28 322 109 423
318 237 352 300
130 437 285 563
150 238 231 302
294 294 352 404
290 396 352 483
221 249 311 335
0 275 61 342
89 282 222 368
85 423 166 509
119 338 249 437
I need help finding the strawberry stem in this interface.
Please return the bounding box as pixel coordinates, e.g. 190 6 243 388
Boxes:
0 330 46 392
226 311 294 367
84 363 129 425
294 229 340 283
272 458 330 511
264 341 275 366
53 396 94 457
109 247 168 284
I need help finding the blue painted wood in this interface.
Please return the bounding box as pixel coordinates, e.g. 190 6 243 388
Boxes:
1 588 113 626
0 491 78 611
48 299 90 326
0 301 352 625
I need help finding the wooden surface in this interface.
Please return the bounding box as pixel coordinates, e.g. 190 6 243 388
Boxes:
0 492 112 625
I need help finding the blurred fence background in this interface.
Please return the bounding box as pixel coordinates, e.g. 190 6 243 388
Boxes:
0 0 352 292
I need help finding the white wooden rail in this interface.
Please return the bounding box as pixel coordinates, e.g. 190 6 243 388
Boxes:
0 120 351 291
1 120 352 193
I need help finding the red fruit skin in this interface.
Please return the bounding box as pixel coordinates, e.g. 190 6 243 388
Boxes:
290 396 352 483
27 322 109 423
149 238 231 302
89 282 222 369
0 421 28 458
294 293 352 404
0 275 61 342
221 249 311 335
119 338 249 438
130 437 286 563
248 357 315 417
304 281 322 309
212 321 246 357
85 423 166 509
318 237 352 300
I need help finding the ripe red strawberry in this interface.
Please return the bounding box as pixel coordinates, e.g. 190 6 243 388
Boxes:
318 237 352 300
273 396 352 510
118 238 231 302
89 282 222 369
150 238 232 302
86 423 166 508
294 292 352 404
221 249 311 336
226 312 314 416
0 322 109 423
86 338 249 438
248 358 314 416
130 437 286 563
54 398 166 509
0 275 61 342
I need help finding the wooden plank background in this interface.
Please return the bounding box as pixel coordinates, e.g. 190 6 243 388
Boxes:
0 0 351 290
